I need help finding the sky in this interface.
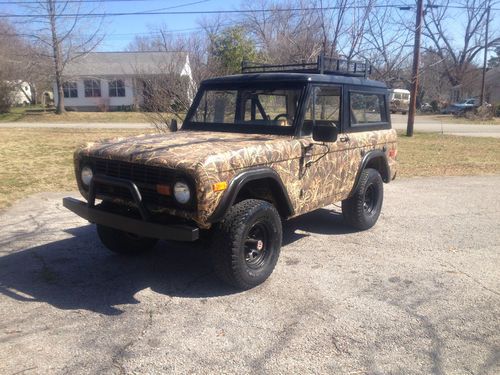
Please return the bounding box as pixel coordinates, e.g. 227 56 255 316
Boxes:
1 0 237 50
97 0 236 50
1 0 497 57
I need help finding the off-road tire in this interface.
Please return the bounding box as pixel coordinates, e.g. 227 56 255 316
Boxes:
211 199 282 290
96 224 158 255
342 168 383 230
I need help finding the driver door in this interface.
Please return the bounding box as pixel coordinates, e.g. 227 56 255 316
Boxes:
299 85 352 211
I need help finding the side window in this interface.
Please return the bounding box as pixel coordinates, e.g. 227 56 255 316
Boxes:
350 92 386 126
84 79 101 98
109 79 125 97
62 81 78 98
303 86 341 135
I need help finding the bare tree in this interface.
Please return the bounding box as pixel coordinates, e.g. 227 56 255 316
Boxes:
241 0 376 64
418 49 453 105
128 23 218 87
362 6 413 86
241 0 324 63
17 0 105 114
423 0 499 88
0 20 51 106
130 51 194 132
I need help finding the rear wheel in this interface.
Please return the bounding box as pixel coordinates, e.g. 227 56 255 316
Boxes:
342 168 384 230
97 224 158 255
211 199 282 290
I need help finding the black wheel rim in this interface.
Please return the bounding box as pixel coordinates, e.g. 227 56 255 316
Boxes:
244 222 270 269
363 184 377 214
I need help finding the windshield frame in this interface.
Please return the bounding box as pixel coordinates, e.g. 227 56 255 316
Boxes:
183 81 308 135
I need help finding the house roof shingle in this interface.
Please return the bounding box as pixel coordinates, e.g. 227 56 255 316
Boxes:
63 51 189 77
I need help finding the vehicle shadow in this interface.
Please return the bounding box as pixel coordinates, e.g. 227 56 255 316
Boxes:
0 207 355 315
0 224 231 315
283 207 357 245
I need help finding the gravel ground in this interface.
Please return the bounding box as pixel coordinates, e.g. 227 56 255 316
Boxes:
0 176 499 375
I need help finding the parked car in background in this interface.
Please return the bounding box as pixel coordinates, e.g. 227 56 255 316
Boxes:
420 102 433 113
389 89 410 114
441 98 483 114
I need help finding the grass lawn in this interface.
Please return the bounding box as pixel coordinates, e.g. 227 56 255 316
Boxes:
0 107 29 122
0 107 151 123
397 132 500 176
0 128 150 210
429 114 500 125
0 129 499 211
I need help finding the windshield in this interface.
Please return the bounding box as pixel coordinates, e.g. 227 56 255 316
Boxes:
184 84 305 134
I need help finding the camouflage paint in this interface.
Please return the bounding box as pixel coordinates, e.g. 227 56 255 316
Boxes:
74 129 397 228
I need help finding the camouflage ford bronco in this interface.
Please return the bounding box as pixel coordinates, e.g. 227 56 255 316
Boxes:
63 56 397 290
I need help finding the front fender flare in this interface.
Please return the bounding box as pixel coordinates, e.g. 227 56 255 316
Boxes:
208 167 294 223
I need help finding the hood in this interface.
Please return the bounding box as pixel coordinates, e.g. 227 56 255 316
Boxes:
77 130 302 173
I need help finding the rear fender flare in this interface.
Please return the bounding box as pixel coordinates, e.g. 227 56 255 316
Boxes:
349 150 390 196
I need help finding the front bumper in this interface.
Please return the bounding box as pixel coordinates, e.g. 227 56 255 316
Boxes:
63 197 199 241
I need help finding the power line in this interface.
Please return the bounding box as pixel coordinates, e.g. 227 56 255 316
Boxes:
0 22 237 40
0 0 173 3
0 3 498 18
0 0 213 14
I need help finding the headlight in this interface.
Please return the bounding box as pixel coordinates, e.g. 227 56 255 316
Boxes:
173 181 191 204
81 165 93 187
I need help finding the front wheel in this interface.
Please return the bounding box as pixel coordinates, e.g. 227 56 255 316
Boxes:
211 199 282 290
96 224 158 255
342 168 384 230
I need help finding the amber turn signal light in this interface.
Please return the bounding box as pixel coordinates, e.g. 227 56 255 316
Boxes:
212 181 228 192
156 184 172 196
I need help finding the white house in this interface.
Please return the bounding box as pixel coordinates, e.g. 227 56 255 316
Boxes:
449 67 500 106
9 81 32 105
54 51 193 111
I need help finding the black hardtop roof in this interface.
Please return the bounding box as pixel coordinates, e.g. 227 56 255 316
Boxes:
201 72 387 89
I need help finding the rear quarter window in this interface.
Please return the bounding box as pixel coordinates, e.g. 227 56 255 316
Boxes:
350 92 386 125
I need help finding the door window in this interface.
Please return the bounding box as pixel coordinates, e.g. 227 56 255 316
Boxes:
303 86 341 135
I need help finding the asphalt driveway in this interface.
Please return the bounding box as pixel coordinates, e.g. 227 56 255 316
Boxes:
391 114 500 138
0 176 499 374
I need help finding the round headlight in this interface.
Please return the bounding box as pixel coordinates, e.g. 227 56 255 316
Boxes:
173 181 191 204
81 166 93 187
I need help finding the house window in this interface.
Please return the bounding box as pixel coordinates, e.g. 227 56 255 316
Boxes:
62 81 78 98
84 79 101 97
109 79 125 97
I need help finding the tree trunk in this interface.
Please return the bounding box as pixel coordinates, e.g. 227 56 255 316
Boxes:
48 0 65 114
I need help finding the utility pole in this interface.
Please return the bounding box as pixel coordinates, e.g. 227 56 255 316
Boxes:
480 6 491 106
406 0 424 137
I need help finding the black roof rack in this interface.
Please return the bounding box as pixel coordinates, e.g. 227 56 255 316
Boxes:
241 54 372 78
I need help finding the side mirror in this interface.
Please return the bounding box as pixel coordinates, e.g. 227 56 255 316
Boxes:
169 118 178 132
312 122 338 142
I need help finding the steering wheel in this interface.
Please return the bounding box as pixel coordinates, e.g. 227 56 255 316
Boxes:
273 113 288 121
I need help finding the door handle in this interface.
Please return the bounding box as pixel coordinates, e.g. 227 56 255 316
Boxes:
339 135 350 143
